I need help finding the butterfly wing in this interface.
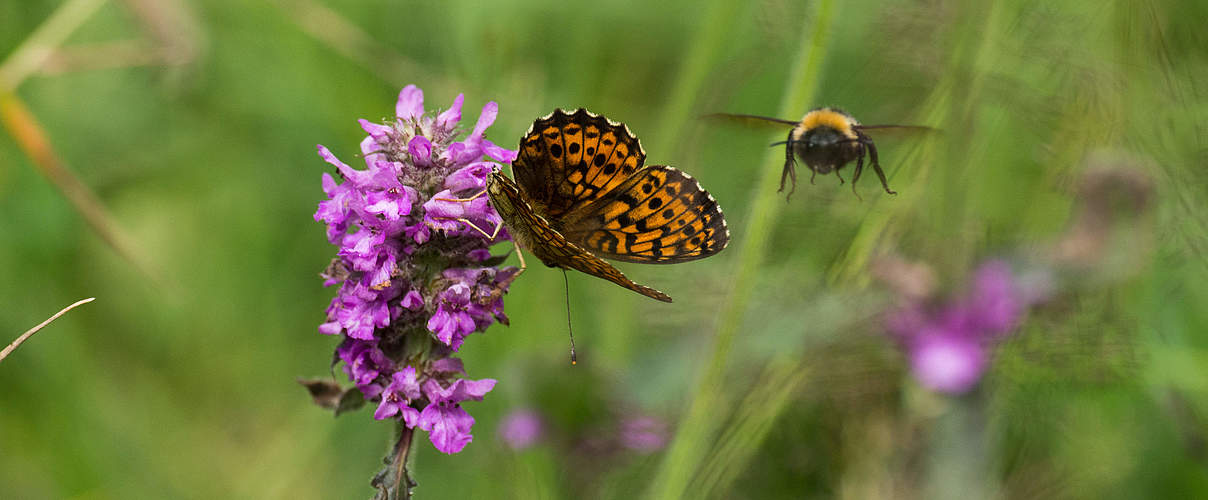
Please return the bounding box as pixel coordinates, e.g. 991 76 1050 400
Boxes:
562 165 729 264
512 109 647 220
487 171 673 302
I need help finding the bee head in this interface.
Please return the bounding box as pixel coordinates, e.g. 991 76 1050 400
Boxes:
802 126 846 149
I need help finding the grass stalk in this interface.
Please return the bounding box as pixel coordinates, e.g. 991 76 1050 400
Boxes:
646 1 837 497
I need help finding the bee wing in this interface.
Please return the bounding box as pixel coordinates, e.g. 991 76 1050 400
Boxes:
853 124 938 133
702 113 798 130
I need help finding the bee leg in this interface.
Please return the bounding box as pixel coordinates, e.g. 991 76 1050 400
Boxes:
834 168 846 185
864 138 896 195
779 134 798 201
851 147 865 198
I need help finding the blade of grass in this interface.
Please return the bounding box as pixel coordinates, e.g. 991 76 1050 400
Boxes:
689 358 812 498
598 0 745 364
0 0 107 91
268 0 464 93
646 1 837 497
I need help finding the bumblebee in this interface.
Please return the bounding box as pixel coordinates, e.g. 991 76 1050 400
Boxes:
709 107 930 199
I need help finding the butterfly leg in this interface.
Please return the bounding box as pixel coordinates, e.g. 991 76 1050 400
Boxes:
434 217 506 242
864 139 897 195
433 189 488 203
483 239 527 304
511 240 528 274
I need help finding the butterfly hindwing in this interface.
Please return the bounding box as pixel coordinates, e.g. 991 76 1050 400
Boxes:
487 172 672 302
512 109 646 220
563 165 729 264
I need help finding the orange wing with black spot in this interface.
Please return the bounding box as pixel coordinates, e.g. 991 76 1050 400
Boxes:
512 109 647 220
487 172 672 302
562 165 729 264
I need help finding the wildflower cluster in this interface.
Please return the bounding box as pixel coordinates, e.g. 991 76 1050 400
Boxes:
313 84 517 454
884 260 1040 394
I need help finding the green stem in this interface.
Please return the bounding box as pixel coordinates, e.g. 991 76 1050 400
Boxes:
645 2 838 498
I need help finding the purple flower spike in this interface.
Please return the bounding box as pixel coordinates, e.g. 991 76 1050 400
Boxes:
312 84 518 456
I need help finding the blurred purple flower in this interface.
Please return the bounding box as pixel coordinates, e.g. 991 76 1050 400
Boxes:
312 84 518 454
619 416 669 454
498 410 544 451
886 259 1033 395
909 332 986 394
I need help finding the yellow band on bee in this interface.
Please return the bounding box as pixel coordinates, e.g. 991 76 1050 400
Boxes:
799 108 857 139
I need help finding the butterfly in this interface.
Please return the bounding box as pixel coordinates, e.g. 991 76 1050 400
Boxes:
475 109 730 303
707 107 933 200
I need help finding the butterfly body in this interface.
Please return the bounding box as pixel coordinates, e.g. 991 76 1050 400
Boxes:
486 109 729 302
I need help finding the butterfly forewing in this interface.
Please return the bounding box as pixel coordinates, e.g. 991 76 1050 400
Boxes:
513 109 646 220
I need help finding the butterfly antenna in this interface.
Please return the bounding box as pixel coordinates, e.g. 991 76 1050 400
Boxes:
563 269 577 365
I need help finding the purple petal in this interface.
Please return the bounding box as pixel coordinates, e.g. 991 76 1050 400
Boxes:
374 398 402 420
482 139 518 163
318 321 341 335
418 403 475 454
436 94 465 132
390 366 422 400
396 85 424 121
358 119 392 150
445 162 493 192
430 358 465 375
470 101 498 139
449 377 496 401
401 406 420 428
401 290 424 310
317 145 370 186
407 136 433 167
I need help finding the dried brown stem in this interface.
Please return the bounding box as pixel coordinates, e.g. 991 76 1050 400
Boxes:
0 91 163 284
0 298 95 363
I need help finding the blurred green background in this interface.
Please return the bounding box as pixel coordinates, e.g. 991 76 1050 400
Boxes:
2 0 1207 498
